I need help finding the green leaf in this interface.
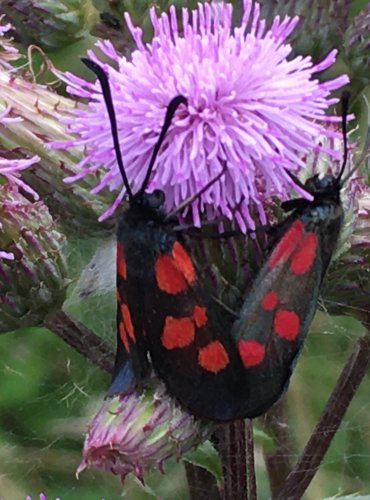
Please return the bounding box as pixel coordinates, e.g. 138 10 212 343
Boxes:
183 440 223 482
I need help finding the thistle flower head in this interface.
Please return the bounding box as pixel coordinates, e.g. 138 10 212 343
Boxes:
0 36 111 233
56 0 348 231
78 383 211 480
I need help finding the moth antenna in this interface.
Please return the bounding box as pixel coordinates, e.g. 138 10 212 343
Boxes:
139 95 187 196
338 91 350 182
81 58 133 200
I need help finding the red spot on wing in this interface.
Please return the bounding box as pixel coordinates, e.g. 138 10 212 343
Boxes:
155 255 188 294
268 220 304 269
117 242 127 280
237 339 266 367
290 231 318 275
193 305 207 328
162 316 195 349
119 321 129 352
121 303 135 341
261 290 278 311
172 241 196 284
274 309 300 340
198 341 229 373
155 242 197 295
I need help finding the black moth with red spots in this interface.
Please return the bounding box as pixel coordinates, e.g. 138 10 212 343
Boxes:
228 95 349 418
230 175 344 417
82 59 245 419
83 58 348 421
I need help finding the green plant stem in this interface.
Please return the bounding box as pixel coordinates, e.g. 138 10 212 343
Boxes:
276 333 370 500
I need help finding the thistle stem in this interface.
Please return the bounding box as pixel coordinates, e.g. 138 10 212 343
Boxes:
215 420 248 500
44 309 115 374
276 333 370 500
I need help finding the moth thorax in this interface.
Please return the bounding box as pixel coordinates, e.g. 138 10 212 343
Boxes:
132 189 165 211
305 174 338 194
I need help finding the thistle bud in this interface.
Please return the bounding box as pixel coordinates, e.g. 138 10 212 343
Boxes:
78 383 211 481
0 183 67 332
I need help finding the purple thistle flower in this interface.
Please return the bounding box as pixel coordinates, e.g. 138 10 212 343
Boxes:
55 0 348 231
